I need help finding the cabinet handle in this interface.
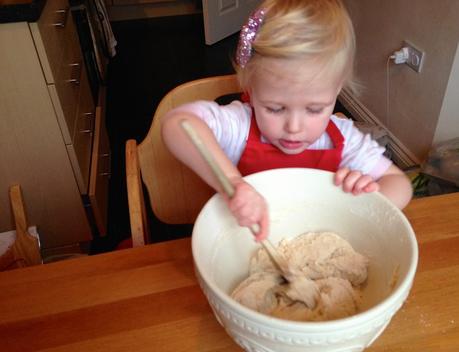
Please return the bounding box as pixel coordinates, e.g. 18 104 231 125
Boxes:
66 79 80 85
99 153 111 178
83 112 94 128
67 62 81 86
52 8 69 28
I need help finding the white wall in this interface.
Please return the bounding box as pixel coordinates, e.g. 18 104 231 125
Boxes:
342 0 459 161
434 42 459 144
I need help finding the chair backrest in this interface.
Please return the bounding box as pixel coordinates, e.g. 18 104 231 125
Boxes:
126 74 241 245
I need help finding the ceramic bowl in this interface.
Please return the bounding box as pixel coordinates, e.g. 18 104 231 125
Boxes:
192 168 418 352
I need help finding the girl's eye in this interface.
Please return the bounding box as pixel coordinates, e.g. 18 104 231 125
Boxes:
306 107 324 115
266 107 284 114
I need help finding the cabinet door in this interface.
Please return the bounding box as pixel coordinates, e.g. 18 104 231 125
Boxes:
53 14 84 145
69 65 96 194
0 22 92 249
31 0 69 84
31 6 83 146
89 89 110 236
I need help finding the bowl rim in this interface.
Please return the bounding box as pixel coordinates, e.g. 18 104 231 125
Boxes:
192 168 419 331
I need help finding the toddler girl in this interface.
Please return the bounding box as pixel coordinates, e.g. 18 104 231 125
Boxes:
162 0 413 241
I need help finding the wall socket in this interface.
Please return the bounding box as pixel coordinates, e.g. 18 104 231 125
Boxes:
403 40 425 73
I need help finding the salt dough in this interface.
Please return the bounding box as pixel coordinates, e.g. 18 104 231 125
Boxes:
231 232 369 321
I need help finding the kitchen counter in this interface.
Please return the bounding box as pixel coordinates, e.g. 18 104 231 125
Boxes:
0 192 458 351
0 0 45 23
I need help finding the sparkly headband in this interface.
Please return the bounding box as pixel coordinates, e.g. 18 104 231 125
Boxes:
235 8 266 68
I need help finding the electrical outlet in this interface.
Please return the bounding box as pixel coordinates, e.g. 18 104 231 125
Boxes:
403 40 425 72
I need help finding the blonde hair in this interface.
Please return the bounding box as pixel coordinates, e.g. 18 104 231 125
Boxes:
235 0 356 93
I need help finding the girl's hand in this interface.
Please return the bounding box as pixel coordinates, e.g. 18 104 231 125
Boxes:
225 179 269 242
334 168 380 195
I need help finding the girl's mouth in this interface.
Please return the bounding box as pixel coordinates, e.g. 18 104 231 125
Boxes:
279 139 303 150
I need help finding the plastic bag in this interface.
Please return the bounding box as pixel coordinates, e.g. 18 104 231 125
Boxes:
422 137 459 187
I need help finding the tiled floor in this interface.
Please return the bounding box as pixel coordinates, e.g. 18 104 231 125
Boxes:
94 14 353 253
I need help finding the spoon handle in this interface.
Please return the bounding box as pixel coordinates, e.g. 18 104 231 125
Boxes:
180 119 235 196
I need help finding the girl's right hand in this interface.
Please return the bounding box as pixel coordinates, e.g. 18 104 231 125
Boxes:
225 179 269 242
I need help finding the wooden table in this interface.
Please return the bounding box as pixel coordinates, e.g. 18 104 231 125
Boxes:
1 193 458 351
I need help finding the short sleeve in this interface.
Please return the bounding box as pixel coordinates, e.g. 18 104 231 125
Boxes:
331 116 392 179
165 100 252 164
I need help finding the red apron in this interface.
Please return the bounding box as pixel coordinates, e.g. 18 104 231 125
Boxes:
237 115 345 176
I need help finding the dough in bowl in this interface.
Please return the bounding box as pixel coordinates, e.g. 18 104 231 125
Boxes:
231 232 369 321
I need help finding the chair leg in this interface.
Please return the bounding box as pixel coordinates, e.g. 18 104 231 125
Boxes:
126 140 148 247
9 184 42 266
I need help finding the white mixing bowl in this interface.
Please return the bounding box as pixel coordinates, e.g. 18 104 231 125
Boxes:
192 168 418 352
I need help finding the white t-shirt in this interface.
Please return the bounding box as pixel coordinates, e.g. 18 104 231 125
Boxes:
167 100 392 179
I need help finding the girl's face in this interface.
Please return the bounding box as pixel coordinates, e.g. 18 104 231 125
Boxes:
249 57 343 155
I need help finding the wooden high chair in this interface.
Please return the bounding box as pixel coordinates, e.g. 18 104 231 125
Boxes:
125 74 241 247
0 185 42 270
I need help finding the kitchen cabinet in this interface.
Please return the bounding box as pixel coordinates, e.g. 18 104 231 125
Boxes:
112 0 176 4
0 0 109 249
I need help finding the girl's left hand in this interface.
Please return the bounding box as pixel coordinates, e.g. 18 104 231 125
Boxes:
334 168 380 195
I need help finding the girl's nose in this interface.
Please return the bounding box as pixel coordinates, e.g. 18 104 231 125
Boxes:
285 113 302 134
